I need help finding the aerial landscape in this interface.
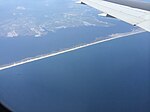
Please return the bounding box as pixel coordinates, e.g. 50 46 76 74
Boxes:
0 0 150 112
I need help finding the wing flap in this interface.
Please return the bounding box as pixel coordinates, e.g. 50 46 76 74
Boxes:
138 20 150 32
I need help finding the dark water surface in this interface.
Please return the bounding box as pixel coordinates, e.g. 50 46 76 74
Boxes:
0 32 150 112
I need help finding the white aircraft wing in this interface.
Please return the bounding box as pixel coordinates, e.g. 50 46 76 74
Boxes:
81 0 150 32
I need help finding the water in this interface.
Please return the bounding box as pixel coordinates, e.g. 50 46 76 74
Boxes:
0 0 150 111
0 32 150 112
0 22 132 66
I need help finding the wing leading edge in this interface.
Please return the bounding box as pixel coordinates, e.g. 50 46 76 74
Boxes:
80 0 150 32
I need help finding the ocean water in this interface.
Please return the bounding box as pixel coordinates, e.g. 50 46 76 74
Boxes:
0 32 149 112
0 0 150 111
0 0 134 66
0 21 132 66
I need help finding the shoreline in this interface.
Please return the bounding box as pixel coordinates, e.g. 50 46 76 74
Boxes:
0 29 145 71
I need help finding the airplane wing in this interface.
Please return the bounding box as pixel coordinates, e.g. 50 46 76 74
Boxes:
80 0 150 32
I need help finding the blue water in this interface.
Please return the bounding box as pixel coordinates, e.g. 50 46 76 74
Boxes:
0 0 135 66
0 21 132 65
0 0 150 111
0 32 150 112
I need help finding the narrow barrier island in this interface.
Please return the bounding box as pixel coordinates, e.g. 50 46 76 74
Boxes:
0 29 145 71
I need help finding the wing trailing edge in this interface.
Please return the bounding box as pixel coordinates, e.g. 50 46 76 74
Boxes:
80 0 150 32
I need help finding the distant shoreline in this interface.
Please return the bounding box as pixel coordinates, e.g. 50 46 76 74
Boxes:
0 29 145 71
